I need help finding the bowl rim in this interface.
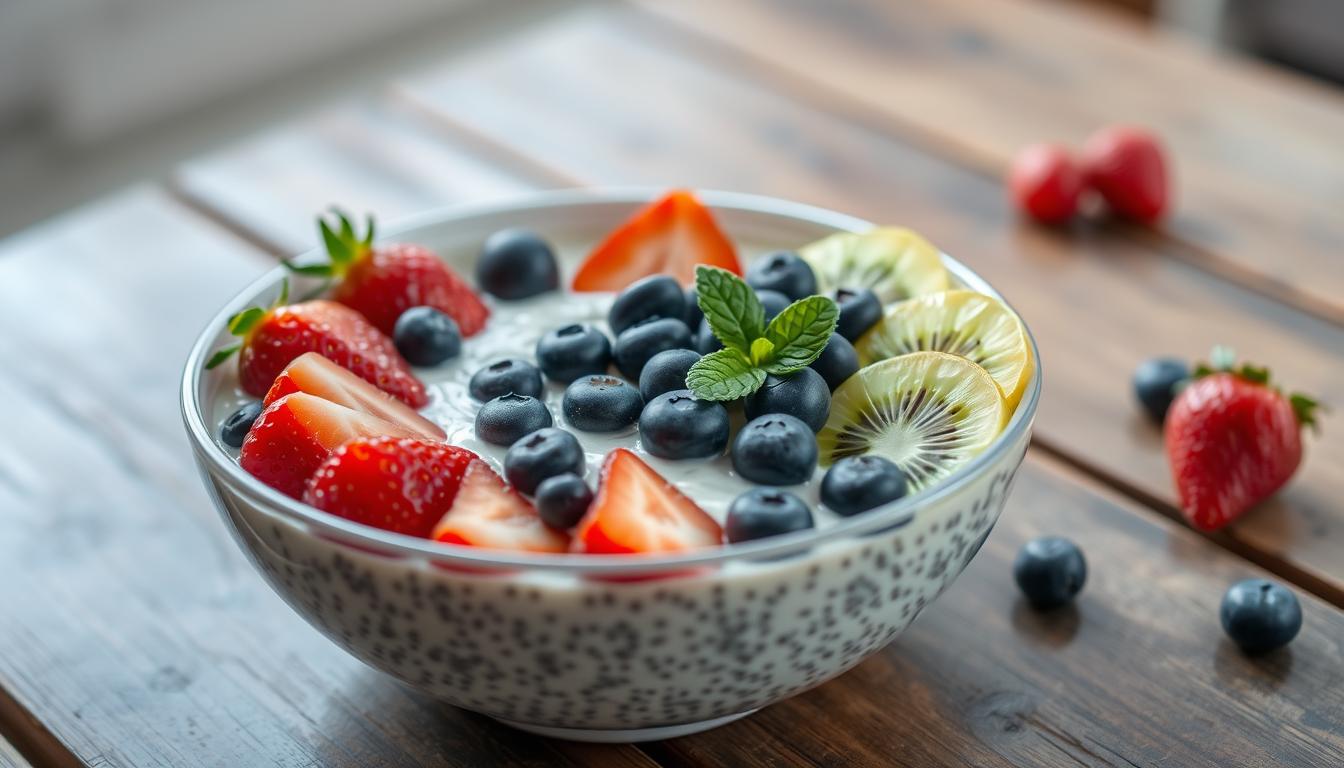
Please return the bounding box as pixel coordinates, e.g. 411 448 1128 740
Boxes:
181 187 1041 573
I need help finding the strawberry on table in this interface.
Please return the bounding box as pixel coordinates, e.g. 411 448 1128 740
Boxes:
1081 125 1169 223
265 352 444 440
431 460 569 552
573 448 723 554
1165 348 1321 531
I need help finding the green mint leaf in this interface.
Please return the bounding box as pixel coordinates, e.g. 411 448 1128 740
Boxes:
761 296 839 373
686 348 767 401
749 337 775 365
696 266 764 355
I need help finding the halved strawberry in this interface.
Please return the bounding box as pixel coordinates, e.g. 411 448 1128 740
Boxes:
240 393 416 498
265 352 444 440
431 460 569 553
572 448 722 554
303 436 477 538
572 190 741 291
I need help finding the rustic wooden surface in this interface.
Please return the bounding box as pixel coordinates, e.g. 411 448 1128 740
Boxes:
3 1 1344 766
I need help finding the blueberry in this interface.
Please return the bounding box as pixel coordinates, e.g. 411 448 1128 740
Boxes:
731 414 818 486
474 393 553 446
744 369 831 432
639 390 731 459
639 349 701 402
613 317 693 380
1013 537 1087 610
536 324 611 383
536 473 593 530
683 286 704 329
696 316 725 354
746 251 817 301
608 275 685 336
1133 357 1188 423
809 333 860 390
832 288 883 341
1221 579 1302 655
476 228 559 300
562 375 643 432
820 455 908 517
725 488 814 543
392 306 461 366
756 289 792 321
468 358 544 401
220 401 263 448
503 427 585 494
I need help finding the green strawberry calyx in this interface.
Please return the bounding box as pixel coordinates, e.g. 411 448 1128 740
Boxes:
204 279 290 370
285 209 375 280
1193 345 1322 432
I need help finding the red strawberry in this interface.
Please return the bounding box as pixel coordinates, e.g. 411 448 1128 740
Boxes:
431 461 569 552
293 211 489 336
265 352 444 440
573 448 722 553
1081 125 1169 222
303 436 477 538
240 393 417 498
1008 143 1083 225
572 190 741 291
206 281 427 407
1165 350 1320 531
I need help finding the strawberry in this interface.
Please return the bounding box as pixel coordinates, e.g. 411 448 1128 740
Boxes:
292 211 489 337
240 393 417 498
303 436 477 538
1081 125 1169 222
265 352 444 440
206 281 428 407
431 460 569 552
572 190 741 291
1008 143 1083 225
573 448 722 553
1165 348 1321 531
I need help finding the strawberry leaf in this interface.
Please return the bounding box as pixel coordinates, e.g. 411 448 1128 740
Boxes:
205 344 241 370
686 348 766 401
228 307 266 336
1291 393 1323 433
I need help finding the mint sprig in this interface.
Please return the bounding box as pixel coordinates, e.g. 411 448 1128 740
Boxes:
685 266 838 401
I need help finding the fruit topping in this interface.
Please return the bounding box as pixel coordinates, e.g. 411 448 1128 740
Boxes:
820 455 909 517
682 286 704 329
264 352 444 440
638 348 702 402
809 333 860 391
800 227 949 304
392 306 461 367
638 390 731 460
744 368 831 433
572 448 722 553
535 473 594 531
503 427 586 495
695 317 725 355
1013 537 1087 610
755 289 792 321
613 317 694 380
535 323 612 383
1220 579 1302 655
1132 357 1188 424
431 460 568 553
831 288 882 342
731 414 818 486
220 401 263 449
1081 125 1168 223
476 228 560 300
745 251 817 301
563 375 643 432
475 393 553 447
1008 142 1083 225
725 488 815 544
608 275 686 336
468 358 545 402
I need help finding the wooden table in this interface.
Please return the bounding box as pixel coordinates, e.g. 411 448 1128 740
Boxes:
3 1 1343 765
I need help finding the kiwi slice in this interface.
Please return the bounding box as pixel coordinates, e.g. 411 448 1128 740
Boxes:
800 227 950 304
817 352 1008 491
856 290 1032 408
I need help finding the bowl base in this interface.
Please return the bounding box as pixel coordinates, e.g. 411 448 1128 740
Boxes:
493 709 759 743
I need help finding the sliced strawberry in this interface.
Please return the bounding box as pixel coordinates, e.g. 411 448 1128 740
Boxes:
303 436 477 538
240 393 416 498
431 461 569 553
573 448 722 554
265 352 444 440
572 190 741 291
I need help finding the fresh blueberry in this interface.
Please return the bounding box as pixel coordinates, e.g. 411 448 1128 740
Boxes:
613 317 694 380
745 369 831 432
809 333 860 390
608 275 685 336
535 473 593 530
468 358 544 401
756 289 792 321
1013 537 1087 610
1133 357 1189 424
639 390 731 459
832 288 883 341
392 306 461 366
220 401 263 448
746 251 817 300
476 228 559 300
683 286 704 329
1221 579 1302 655
639 349 701 402
474 393 553 446
504 428 585 494
731 414 818 486
562 375 643 432
725 488 815 543
536 324 612 383
820 455 908 516
696 316 725 354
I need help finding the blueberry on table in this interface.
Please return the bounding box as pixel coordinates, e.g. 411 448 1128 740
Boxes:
563 375 644 432
468 358 544 401
608 275 686 336
696 316 725 354
820 455 908 516
504 427 585 494
683 286 704 330
639 390 731 459
756 289 792 321
393 306 461 366
725 488 815 543
1013 537 1087 610
746 251 817 301
536 324 612 383
1133 357 1189 423
809 333 860 391
476 228 560 300
474 393 553 446
613 317 694 380
535 473 593 530
731 414 818 486
832 288 883 341
639 348 702 402
745 369 831 432
220 401 264 448
1221 579 1302 655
